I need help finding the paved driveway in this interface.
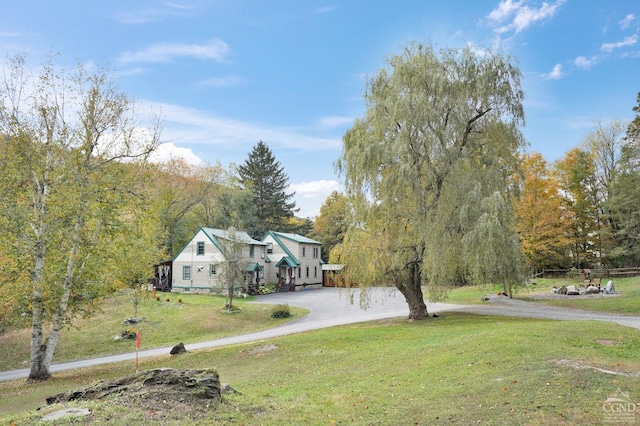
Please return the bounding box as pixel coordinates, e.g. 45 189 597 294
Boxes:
1 287 638 382
0 288 458 382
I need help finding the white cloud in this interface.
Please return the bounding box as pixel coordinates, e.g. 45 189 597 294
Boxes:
149 141 205 166
114 66 147 78
198 75 248 88
118 38 229 64
115 3 196 24
574 55 596 70
488 0 565 34
620 14 635 30
541 63 563 80
316 116 354 130
601 34 638 52
155 102 342 151
488 0 523 22
289 180 341 218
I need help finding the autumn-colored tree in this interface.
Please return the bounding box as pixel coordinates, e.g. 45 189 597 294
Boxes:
514 153 572 272
195 163 257 233
148 158 210 257
553 148 599 268
309 191 348 261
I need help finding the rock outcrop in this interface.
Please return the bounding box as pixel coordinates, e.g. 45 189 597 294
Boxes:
46 368 221 405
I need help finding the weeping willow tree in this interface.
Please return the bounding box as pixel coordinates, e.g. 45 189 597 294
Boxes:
336 43 527 320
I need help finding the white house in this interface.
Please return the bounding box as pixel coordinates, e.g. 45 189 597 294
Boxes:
171 227 267 294
261 231 323 291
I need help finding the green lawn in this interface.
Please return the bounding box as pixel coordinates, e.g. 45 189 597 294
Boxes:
2 279 640 424
0 291 307 372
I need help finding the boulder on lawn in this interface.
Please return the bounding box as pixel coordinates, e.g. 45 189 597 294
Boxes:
604 280 617 294
170 342 187 355
46 368 221 405
586 285 600 294
566 284 579 295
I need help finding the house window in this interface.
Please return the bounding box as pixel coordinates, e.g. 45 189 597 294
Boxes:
314 266 317 278
183 265 192 280
313 247 319 258
302 247 306 257
298 268 301 278
250 245 254 258
267 243 273 254
197 241 205 255
306 266 309 278
209 264 217 277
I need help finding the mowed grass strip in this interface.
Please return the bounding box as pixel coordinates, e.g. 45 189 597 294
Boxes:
0 292 307 371
2 313 640 425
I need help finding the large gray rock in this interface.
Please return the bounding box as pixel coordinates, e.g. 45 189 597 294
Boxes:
42 408 91 422
170 342 187 355
46 368 221 405
566 284 579 295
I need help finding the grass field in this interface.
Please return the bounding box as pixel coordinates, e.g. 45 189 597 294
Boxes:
1 279 640 425
0 292 307 372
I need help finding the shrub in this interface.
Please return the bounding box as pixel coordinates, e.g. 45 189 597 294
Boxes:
221 304 241 314
178 298 182 303
120 329 136 340
165 297 170 302
271 304 291 319
156 296 160 301
258 285 272 295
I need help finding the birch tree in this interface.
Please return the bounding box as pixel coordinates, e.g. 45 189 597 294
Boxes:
0 55 160 380
217 227 250 310
337 43 526 319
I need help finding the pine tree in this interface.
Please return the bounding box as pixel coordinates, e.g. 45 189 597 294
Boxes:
238 141 298 238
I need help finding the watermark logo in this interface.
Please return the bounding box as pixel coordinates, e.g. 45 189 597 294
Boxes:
603 388 637 424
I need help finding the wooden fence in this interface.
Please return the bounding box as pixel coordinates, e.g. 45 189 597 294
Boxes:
534 267 640 279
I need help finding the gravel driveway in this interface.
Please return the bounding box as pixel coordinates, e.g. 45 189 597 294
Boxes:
253 287 640 331
1 287 638 382
456 293 640 330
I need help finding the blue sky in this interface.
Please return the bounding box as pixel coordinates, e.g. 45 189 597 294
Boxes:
2 1 639 218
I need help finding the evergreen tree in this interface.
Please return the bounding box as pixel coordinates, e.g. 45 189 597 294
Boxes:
238 141 298 238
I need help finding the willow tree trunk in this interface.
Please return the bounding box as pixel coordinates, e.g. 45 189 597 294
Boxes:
395 262 429 320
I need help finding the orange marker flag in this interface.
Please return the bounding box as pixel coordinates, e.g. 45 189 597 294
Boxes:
135 330 141 373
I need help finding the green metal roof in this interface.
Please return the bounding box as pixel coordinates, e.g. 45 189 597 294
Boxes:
265 231 321 245
276 256 299 268
203 227 267 246
246 262 264 272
